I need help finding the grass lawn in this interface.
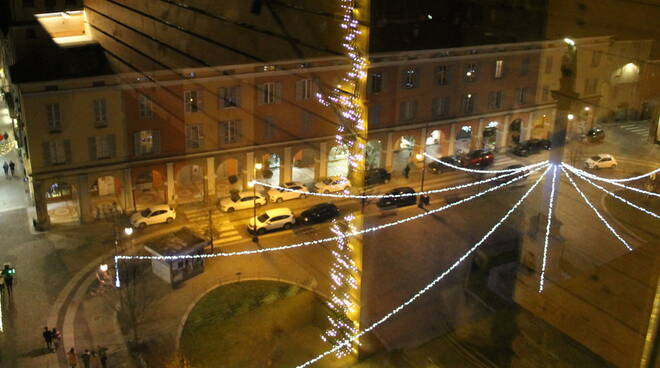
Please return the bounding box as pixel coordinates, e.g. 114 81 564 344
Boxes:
603 191 659 241
180 280 352 368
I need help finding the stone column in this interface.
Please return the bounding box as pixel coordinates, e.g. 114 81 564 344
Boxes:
246 151 255 185
500 115 511 149
448 124 457 155
206 156 215 202
525 111 535 140
166 162 175 205
547 108 557 139
123 169 134 212
319 142 328 178
33 179 50 228
78 174 92 223
385 132 393 170
476 118 485 149
283 147 292 183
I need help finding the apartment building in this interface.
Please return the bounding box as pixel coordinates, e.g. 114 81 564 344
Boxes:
15 35 645 226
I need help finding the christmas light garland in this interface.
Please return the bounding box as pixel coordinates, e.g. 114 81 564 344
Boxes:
565 166 660 183
565 165 660 220
424 153 548 174
295 165 550 368
254 161 547 199
560 166 633 251
113 164 546 287
563 163 660 198
538 165 558 293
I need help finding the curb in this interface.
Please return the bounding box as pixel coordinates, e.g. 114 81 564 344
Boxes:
599 190 647 244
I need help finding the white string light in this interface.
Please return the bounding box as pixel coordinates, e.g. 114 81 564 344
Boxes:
560 166 633 251
566 165 660 220
538 165 558 293
563 164 660 198
565 165 660 183
295 166 550 368
254 161 548 199
113 165 547 287
424 153 547 174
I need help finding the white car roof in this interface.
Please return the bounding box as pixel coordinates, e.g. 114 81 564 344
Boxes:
284 181 303 187
264 208 292 217
238 191 262 197
598 153 613 159
149 204 171 211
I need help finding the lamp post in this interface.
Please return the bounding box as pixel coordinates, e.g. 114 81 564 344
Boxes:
251 162 263 243
415 153 429 209
122 227 133 254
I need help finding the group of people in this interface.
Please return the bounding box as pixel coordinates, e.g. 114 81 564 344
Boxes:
2 160 15 177
67 346 109 368
42 326 62 352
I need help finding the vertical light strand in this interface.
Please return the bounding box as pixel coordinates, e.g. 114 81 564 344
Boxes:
560 166 633 251
322 215 360 357
538 165 558 293
114 256 121 287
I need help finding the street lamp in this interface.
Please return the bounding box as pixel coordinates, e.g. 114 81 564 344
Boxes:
251 162 263 243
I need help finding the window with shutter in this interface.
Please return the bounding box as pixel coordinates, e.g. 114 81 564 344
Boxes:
520 57 530 76
186 125 203 149
432 97 450 117
219 86 241 108
42 142 51 166
435 65 449 86
400 100 417 121
47 103 61 132
264 119 274 138
464 63 478 82
296 79 312 100
134 130 158 155
300 111 312 133
494 60 504 79
64 140 72 164
138 95 153 119
369 73 383 93
462 94 475 113
219 120 241 144
259 83 276 104
368 104 381 126
184 90 201 112
402 68 418 89
93 99 107 127
88 136 97 161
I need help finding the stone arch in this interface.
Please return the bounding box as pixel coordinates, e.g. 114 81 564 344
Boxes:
45 179 80 224
425 129 442 158
174 161 205 204
260 153 281 186
292 148 317 184
132 166 167 210
89 174 123 219
509 118 523 145
392 135 415 173
327 145 349 177
365 139 383 170
482 121 499 151
216 157 243 197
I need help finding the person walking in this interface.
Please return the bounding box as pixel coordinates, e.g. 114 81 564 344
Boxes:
2 161 8 177
81 349 91 368
97 345 108 368
3 132 8 141
90 351 101 368
42 327 53 352
51 327 62 350
9 161 15 177
2 264 14 296
67 348 78 368
403 163 410 179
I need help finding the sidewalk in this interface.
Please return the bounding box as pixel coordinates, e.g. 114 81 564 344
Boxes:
0 100 28 213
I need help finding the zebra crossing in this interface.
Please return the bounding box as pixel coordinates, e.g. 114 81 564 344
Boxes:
181 207 243 246
618 121 649 138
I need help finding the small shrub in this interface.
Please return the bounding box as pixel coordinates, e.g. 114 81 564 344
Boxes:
228 175 238 184
261 291 280 305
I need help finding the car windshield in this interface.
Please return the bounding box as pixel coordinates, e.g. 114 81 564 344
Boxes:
590 155 602 161
140 209 151 217
230 193 240 202
257 213 270 222
322 178 332 185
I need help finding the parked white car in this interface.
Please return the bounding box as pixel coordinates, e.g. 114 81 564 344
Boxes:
315 176 351 194
248 208 296 235
584 154 618 169
268 181 309 203
130 204 176 229
219 191 267 212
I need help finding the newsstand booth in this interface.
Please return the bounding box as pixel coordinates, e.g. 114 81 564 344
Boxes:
144 227 209 287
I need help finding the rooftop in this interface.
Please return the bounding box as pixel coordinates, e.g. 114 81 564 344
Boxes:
144 227 208 257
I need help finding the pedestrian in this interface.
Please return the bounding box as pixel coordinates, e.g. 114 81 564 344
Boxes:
97 345 108 368
51 327 62 350
2 161 7 176
9 161 15 176
43 327 53 352
90 351 101 368
3 132 8 141
403 163 410 179
81 349 91 368
67 348 78 368
2 264 14 296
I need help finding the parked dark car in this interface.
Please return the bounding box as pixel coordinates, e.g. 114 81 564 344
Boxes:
585 128 605 143
463 150 495 167
300 203 340 224
428 155 464 174
365 168 391 186
492 165 530 184
512 139 551 157
377 187 417 209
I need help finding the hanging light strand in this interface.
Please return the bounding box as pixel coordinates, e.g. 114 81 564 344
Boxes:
538 165 558 293
295 166 550 368
424 153 548 174
560 166 633 251
562 165 660 183
563 163 660 198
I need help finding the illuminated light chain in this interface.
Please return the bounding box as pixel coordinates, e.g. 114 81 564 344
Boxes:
0 139 16 156
560 166 633 251
113 164 547 287
424 153 548 174
254 161 548 199
538 165 558 293
322 215 360 358
295 166 550 368
563 165 660 183
565 165 660 220
563 163 660 198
